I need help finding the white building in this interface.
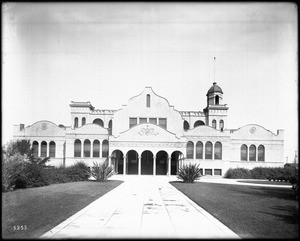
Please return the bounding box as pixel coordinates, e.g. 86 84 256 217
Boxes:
13 83 284 176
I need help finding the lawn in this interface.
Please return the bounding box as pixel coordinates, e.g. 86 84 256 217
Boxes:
2 180 123 239
171 181 298 239
237 180 292 186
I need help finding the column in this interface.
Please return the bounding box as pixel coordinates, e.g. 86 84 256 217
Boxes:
123 156 127 175
81 140 84 158
91 141 94 158
108 156 112 166
247 146 249 161
38 141 41 157
138 155 141 175
212 143 214 160
168 157 171 176
153 157 156 175
47 142 50 157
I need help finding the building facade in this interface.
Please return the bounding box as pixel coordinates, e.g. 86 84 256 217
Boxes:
13 83 285 176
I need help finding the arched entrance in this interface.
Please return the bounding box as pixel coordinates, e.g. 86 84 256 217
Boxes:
171 151 183 175
141 150 153 175
111 150 124 174
127 150 138 175
156 151 168 175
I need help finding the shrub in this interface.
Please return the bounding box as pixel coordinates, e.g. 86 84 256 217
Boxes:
19 164 49 188
64 162 90 182
44 167 71 184
251 167 273 179
90 160 115 182
177 163 202 183
225 168 252 179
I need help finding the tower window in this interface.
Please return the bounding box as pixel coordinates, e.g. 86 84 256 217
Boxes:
215 95 219 105
146 94 150 107
74 117 78 128
219 120 224 131
82 117 86 126
159 118 167 129
129 118 137 128
212 120 216 129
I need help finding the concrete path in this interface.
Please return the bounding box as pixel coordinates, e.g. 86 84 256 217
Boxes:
41 176 240 239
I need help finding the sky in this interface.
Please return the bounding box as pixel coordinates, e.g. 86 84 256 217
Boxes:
2 2 298 162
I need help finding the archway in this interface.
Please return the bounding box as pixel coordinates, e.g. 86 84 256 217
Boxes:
127 150 138 174
171 151 183 175
141 150 153 175
156 151 168 175
111 150 124 174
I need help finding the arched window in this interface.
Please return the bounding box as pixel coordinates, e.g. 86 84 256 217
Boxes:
249 145 256 161
74 117 78 128
215 95 219 105
258 145 265 161
194 120 205 128
196 141 203 159
186 141 194 159
102 140 109 158
74 139 81 157
183 120 190 130
49 141 56 157
84 139 91 157
214 142 222 160
32 141 39 157
108 120 112 135
146 94 150 107
41 141 47 157
212 120 216 129
82 117 86 126
93 140 100 157
219 120 224 131
93 118 104 127
241 144 248 161
205 141 212 159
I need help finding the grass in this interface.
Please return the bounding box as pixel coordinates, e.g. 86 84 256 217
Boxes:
171 181 298 239
237 180 292 186
2 180 123 239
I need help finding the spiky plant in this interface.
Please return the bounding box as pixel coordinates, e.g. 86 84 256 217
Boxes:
90 159 116 182
177 163 202 183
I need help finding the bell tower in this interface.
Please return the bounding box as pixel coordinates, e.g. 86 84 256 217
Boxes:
203 82 229 131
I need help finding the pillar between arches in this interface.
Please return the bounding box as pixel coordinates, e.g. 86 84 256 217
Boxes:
153 157 156 175
123 156 127 175
168 157 171 176
138 155 141 175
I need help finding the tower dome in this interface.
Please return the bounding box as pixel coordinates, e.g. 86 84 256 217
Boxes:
206 82 223 96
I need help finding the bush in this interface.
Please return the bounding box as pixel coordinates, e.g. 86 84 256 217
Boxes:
177 163 202 183
250 167 271 179
225 168 252 179
64 162 90 182
44 167 71 184
90 160 115 182
19 164 49 188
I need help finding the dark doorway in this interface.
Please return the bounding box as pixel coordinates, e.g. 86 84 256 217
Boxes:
156 151 168 175
127 150 138 174
111 150 124 174
141 151 153 175
171 151 182 175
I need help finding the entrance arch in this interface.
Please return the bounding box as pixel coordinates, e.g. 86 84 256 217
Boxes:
111 150 124 174
156 151 168 175
127 150 138 175
141 150 153 175
171 151 183 175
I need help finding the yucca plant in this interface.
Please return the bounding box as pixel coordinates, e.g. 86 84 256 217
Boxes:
177 163 202 183
90 159 116 182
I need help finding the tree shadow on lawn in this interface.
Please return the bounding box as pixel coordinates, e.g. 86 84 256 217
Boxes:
258 205 299 225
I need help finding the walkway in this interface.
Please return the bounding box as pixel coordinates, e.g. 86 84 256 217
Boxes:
41 176 240 239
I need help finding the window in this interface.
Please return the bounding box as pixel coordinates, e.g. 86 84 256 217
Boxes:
159 118 167 129
258 145 265 161
194 120 205 128
212 120 216 129
49 141 56 157
205 141 212 159
108 120 112 135
186 141 194 159
205 169 213 175
183 120 190 130
102 140 109 158
249 145 256 161
129 118 137 128
214 169 222 176
74 117 78 128
93 140 100 157
214 142 222 159
146 94 150 107
41 141 47 157
139 118 147 124
84 139 91 157
215 95 219 105
196 141 203 159
219 120 224 130
74 139 81 157
241 144 248 161
93 118 104 127
149 118 157 124
32 141 39 157
82 117 86 126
